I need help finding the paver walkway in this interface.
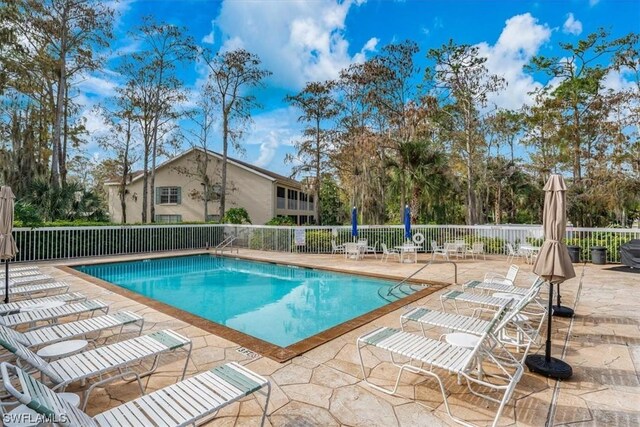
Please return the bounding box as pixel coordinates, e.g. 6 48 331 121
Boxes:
14 249 640 426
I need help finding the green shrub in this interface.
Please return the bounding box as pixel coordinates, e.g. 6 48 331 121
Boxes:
221 208 251 224
266 216 296 226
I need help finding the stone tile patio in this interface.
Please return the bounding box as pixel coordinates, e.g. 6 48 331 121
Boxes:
16 249 640 426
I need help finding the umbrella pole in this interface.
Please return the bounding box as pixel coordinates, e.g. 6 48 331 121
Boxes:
525 281 573 380
553 283 575 318
4 259 8 304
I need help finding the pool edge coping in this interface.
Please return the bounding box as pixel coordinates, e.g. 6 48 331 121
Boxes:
58 251 450 363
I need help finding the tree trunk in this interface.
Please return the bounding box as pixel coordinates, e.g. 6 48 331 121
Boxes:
120 118 132 224
219 109 229 220
150 125 158 223
142 149 149 223
572 105 581 182
60 84 69 186
51 24 67 190
315 118 322 225
465 140 477 225
494 185 502 224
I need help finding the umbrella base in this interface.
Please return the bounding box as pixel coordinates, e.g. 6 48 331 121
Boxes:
552 305 574 318
525 354 573 380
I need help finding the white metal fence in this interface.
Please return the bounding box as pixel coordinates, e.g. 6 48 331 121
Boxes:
12 223 639 263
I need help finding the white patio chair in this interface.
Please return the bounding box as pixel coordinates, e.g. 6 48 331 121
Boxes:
6 274 54 286
365 241 378 259
484 264 520 287
380 243 400 262
505 243 524 263
431 240 448 260
466 242 486 260
0 265 40 275
331 239 345 255
0 311 144 349
0 292 86 315
444 242 461 259
358 302 523 427
0 328 192 409
1 361 271 427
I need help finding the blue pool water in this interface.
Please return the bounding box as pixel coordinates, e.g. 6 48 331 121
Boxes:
75 255 405 347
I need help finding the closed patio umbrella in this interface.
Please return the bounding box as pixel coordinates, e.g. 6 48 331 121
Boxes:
351 207 358 239
0 186 18 304
404 205 411 241
525 174 576 380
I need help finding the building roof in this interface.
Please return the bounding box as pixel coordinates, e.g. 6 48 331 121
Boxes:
104 147 302 188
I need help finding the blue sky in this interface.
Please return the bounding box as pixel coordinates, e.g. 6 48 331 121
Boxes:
81 0 640 176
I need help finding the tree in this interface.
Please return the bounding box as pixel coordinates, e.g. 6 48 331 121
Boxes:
95 85 141 224
120 17 194 222
200 48 271 220
8 0 114 188
425 40 506 224
285 81 338 225
175 81 219 221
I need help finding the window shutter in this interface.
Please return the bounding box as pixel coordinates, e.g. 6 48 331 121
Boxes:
155 187 161 204
176 187 182 204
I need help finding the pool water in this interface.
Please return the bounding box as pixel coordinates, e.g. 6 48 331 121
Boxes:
75 255 406 347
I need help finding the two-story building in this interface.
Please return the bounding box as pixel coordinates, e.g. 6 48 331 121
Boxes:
105 147 316 225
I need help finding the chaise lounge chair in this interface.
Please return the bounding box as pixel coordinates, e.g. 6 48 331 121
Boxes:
357 302 523 427
6 274 54 286
1 361 271 427
0 311 144 349
0 281 70 299
0 292 86 315
0 328 192 409
0 300 109 328
401 279 546 362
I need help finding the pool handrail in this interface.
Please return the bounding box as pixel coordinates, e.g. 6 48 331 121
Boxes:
386 259 458 297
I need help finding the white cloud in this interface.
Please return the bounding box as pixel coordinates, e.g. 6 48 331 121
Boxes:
589 0 600 6
212 0 375 89
241 107 302 169
475 13 552 109
562 13 583 35
75 73 119 98
202 20 215 44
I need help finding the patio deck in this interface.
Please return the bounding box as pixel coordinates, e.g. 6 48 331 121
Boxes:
19 249 640 426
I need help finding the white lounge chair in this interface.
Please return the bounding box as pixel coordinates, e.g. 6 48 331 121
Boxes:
0 265 40 275
0 281 70 299
442 276 545 314
1 361 271 427
402 279 546 362
357 302 522 427
380 243 399 262
0 268 41 278
0 300 109 328
0 292 86 315
0 311 144 349
6 274 54 286
0 328 192 409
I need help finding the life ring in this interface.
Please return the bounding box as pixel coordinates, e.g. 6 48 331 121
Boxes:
412 232 425 245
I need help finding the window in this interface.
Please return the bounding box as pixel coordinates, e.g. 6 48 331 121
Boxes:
299 215 308 225
299 193 308 211
287 189 298 210
309 216 315 224
156 187 181 204
155 214 182 223
288 215 298 225
309 195 314 211
277 186 285 209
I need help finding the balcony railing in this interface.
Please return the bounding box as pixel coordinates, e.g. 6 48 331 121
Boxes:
11 224 639 263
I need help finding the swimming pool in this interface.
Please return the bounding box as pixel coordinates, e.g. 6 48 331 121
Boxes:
75 255 417 348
